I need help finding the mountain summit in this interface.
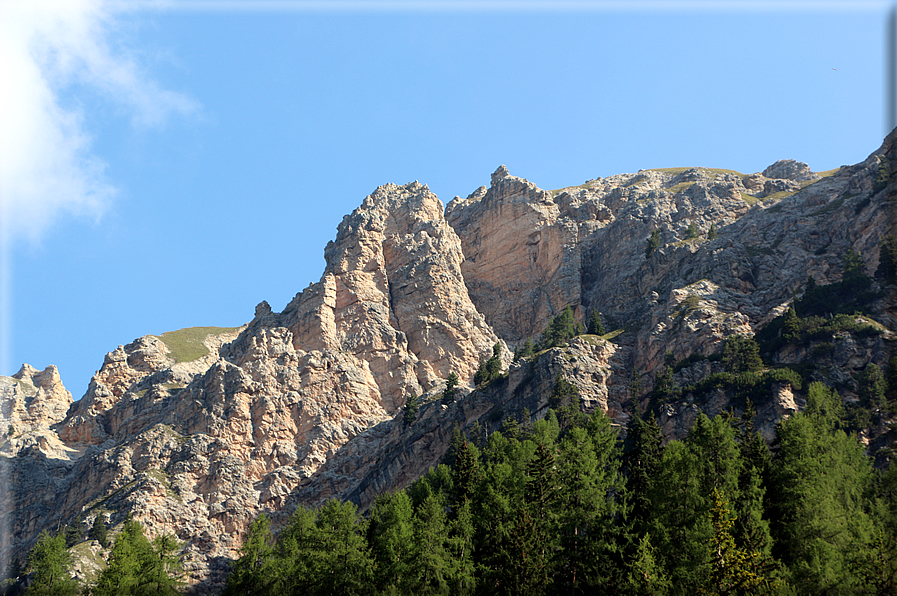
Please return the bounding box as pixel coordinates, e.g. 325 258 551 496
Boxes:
2 129 895 592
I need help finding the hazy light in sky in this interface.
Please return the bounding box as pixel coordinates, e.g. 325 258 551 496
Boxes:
0 0 198 247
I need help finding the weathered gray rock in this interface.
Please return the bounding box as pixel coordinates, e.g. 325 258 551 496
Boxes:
2 128 895 594
762 158 818 182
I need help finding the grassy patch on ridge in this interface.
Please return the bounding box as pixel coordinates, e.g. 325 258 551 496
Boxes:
155 327 241 363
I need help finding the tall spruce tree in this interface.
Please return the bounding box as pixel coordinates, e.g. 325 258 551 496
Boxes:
875 235 897 283
646 414 750 591
88 515 109 548
587 309 606 335
224 514 274 596
513 339 535 362
26 530 78 596
646 229 662 258
442 372 459 405
402 391 420 428
368 491 415 594
625 412 664 533
556 415 626 592
770 382 876 594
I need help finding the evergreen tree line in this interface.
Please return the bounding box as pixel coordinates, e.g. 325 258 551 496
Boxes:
10 517 182 596
224 384 897 595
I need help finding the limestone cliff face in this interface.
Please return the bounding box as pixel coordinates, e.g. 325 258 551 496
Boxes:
1 130 895 593
447 132 895 385
273 180 500 398
0 364 73 458
446 166 585 341
1 181 504 589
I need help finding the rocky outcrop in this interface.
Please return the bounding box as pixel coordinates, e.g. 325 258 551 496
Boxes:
340 333 628 509
446 166 585 341
762 158 819 182
0 365 73 459
60 330 244 446
2 129 895 593
2 181 506 590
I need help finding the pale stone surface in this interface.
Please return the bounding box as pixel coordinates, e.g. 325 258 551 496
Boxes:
0 365 75 459
2 128 895 593
762 158 819 182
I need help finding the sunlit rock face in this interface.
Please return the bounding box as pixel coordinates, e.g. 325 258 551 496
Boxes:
3 128 895 592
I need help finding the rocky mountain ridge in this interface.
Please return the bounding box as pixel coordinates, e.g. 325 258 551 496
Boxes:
2 129 894 592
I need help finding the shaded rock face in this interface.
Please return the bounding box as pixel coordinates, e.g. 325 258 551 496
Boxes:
3 129 896 593
339 334 627 510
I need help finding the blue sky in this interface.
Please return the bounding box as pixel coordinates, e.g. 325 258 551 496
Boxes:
0 0 892 399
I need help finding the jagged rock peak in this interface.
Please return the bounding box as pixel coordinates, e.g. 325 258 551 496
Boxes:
280 178 500 400
1 363 74 458
12 363 65 391
491 164 511 185
254 300 272 318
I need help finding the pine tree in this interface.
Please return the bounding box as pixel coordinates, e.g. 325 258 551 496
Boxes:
625 412 664 531
624 534 671 595
525 442 558 527
722 335 763 374
873 158 891 194
858 363 887 410
735 400 774 561
146 534 184 594
304 500 375 595
685 223 699 240
409 493 456 595
494 505 554 596
653 365 675 403
441 372 459 405
701 488 774 596
875 235 897 283
708 223 719 240
447 499 477 595
629 371 643 401
887 356 897 400
556 417 626 592
63 523 82 548
475 343 503 386
646 414 748 591
587 309 606 336
769 382 876 594
94 517 182 596
26 530 78 595
224 514 273 596
88 515 109 548
538 306 581 350
513 339 535 362
782 306 801 343
368 491 415 593
402 391 419 428
843 249 868 288
646 229 662 258
549 376 578 409
452 440 482 508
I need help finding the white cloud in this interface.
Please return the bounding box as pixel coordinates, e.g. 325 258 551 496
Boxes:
0 0 198 245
